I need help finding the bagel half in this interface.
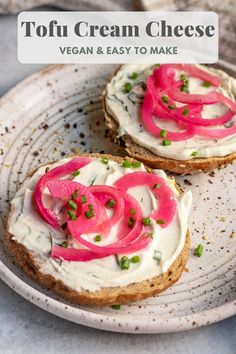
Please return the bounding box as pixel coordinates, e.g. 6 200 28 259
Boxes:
102 64 236 174
6 153 191 306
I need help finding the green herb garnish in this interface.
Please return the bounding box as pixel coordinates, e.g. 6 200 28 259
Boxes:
68 210 77 220
122 160 132 168
180 74 189 83
130 208 136 215
72 169 80 177
81 195 87 204
180 85 189 93
153 183 161 189
61 241 68 248
168 104 175 110
127 216 135 228
68 200 77 210
85 204 94 219
106 199 117 208
202 81 211 88
160 129 167 138
162 139 171 146
94 235 102 242
161 95 169 104
111 304 121 310
194 244 204 257
131 255 140 263
182 108 189 116
191 151 198 157
142 217 151 226
153 250 162 263
101 157 108 164
129 72 138 80
71 190 78 199
123 82 132 93
156 219 165 225
132 161 141 168
120 256 131 270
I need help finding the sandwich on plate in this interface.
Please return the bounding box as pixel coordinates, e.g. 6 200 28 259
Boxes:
6 154 191 305
103 64 236 174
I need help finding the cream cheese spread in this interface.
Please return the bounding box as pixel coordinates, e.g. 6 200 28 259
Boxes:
9 158 192 292
105 64 236 160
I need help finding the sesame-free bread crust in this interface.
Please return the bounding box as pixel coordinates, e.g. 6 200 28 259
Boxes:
5 153 190 306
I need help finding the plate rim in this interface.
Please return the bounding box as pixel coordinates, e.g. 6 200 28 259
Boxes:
0 62 235 334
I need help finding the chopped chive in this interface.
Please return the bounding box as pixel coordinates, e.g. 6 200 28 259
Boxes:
90 176 96 186
115 254 120 266
162 139 171 146
194 244 204 257
182 108 189 116
156 219 165 225
81 195 87 204
120 256 131 270
160 129 167 138
128 216 135 228
101 157 108 164
85 204 94 219
122 160 132 168
106 199 117 208
168 104 175 110
131 255 140 263
71 190 78 200
94 234 102 242
154 64 160 68
68 210 77 220
142 217 151 226
153 183 161 189
191 151 198 157
68 200 77 210
72 169 80 177
180 74 189 83
123 82 132 93
61 241 68 248
153 250 162 263
111 304 121 310
202 81 211 88
132 161 141 168
161 95 169 104
180 85 189 93
129 72 138 80
130 208 136 215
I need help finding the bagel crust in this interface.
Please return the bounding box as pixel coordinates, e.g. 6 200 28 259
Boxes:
5 153 190 306
102 108 236 174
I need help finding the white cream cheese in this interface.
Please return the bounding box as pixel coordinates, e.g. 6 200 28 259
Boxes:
9 158 192 292
105 64 236 160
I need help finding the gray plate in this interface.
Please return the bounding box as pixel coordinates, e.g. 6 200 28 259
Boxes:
0 62 235 333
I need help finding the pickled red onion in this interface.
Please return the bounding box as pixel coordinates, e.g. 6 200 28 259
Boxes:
141 64 236 140
51 235 151 261
142 92 195 141
155 65 218 104
46 179 101 235
173 64 221 87
34 157 92 228
68 185 125 240
115 171 176 228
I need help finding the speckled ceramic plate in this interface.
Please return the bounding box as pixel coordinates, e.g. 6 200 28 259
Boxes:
0 63 235 334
